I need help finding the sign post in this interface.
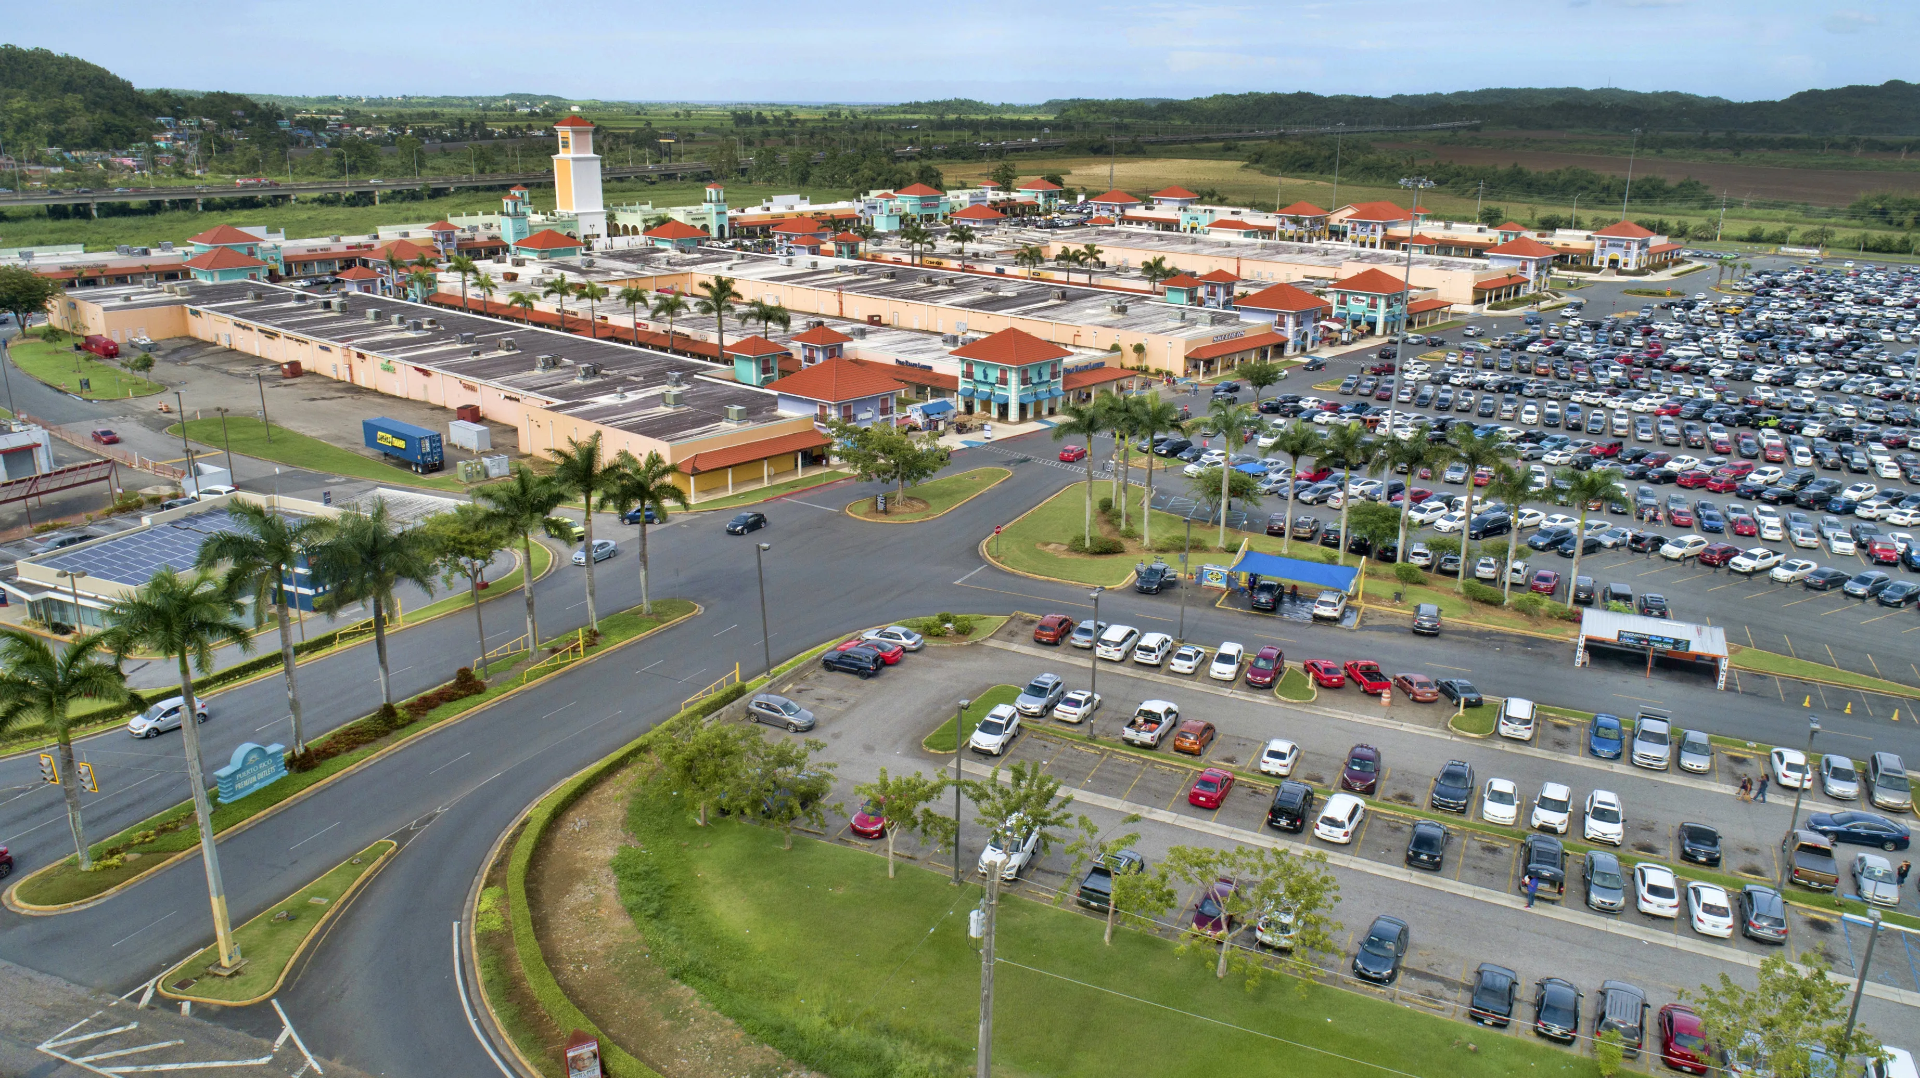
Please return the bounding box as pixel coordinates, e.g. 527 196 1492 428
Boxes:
214 742 288 803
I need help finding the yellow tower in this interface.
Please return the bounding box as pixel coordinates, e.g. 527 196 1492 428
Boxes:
551 115 606 245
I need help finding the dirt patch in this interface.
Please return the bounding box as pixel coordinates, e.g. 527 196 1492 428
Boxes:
526 762 810 1078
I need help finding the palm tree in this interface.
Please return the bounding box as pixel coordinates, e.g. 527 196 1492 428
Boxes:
1014 244 1045 277
542 272 574 329
311 501 437 706
1205 399 1259 549
1056 247 1087 282
1050 400 1107 547
575 280 609 339
1560 467 1626 607
1373 428 1443 566
1102 394 1139 528
650 292 691 352
1131 394 1182 550
617 285 649 343
601 450 690 615
382 251 407 296
195 501 328 758
1079 243 1103 278
506 291 536 323
407 269 437 302
1318 420 1376 567
472 465 568 654
898 221 932 265
0 631 134 870
1240 359 1285 403
1484 465 1536 602
1444 426 1512 595
1139 255 1174 292
474 272 497 312
96 568 253 968
1270 424 1325 555
447 254 478 311
544 432 620 631
948 224 976 258
695 276 742 364
744 298 791 336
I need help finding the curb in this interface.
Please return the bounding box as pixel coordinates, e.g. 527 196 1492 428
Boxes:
2 602 702 916
974 480 1140 590
155 838 398 1007
842 467 1013 525
1726 649 1920 700
466 780 570 1078
1356 599 1577 644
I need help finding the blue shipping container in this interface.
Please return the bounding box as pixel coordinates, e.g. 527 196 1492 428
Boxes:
363 417 445 473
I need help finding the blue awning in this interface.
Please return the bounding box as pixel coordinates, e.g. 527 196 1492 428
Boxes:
915 399 955 417
1228 551 1358 594
957 386 976 398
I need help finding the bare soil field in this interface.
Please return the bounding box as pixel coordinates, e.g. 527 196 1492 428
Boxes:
1376 143 1920 204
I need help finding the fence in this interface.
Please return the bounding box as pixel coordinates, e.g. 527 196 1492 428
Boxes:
522 628 588 686
16 411 185 480
475 632 530 674
681 662 742 711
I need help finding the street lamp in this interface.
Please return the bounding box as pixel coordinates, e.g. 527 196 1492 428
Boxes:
753 542 773 678
1390 177 1437 441
215 406 235 477
1842 909 1885 1047
1087 588 1103 706
951 697 970 886
1778 715 1821 889
54 569 88 631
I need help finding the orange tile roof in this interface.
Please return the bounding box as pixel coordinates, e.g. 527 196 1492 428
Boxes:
1197 269 1239 283
1276 201 1328 217
1473 274 1530 291
951 203 1005 221
186 224 262 246
336 266 381 280
1591 220 1655 238
707 182 725 189
1017 179 1062 192
1408 298 1453 314
849 358 958 391
510 185 529 193
1208 219 1273 231
1088 216 1115 226
1486 237 1558 258
1341 201 1411 223
1062 365 1133 391
769 217 830 234
1496 222 1529 232
183 246 268 270
950 326 1073 365
1160 273 1204 288
425 220 459 232
552 115 595 128
377 238 440 261
788 235 824 248
791 323 853 346
681 428 829 475
724 334 791 357
829 231 865 244
1648 242 1683 254
894 182 945 196
1236 282 1329 313
1088 189 1141 206
1331 268 1411 294
766 356 905 403
1152 186 1199 199
1184 329 1292 361
514 229 584 250
644 219 707 240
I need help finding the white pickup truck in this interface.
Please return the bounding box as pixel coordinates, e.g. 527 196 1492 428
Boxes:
1122 700 1180 748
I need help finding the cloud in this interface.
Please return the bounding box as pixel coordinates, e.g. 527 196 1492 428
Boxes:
1822 9 1879 32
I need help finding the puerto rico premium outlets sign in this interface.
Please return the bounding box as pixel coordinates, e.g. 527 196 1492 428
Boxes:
216 741 288 803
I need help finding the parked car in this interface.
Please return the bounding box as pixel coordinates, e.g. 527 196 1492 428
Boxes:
1469 963 1519 1027
1313 792 1366 843
1678 822 1722 866
1245 645 1284 688
1340 744 1382 794
1657 1004 1713 1076
861 625 925 651
1480 778 1520 825
1436 678 1482 707
1302 659 1345 687
1265 780 1316 833
1350 915 1410 984
1583 850 1627 912
821 646 885 678
1076 849 1145 912
1171 720 1217 756
1738 884 1790 943
1633 863 1681 918
1587 713 1624 759
1583 790 1625 846
1687 882 1736 938
746 693 816 732
1531 782 1572 834
1428 759 1474 813
1032 614 1075 644
1411 602 1442 635
967 704 1021 755
1820 754 1861 800
1188 767 1235 808
1256 738 1300 777
1678 729 1713 773
1533 977 1583 1043
1052 689 1101 724
1167 644 1207 674
1805 810 1910 851
1593 981 1649 1058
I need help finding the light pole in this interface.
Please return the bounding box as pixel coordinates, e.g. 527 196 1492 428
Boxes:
951 698 969 886
215 406 234 477
1620 128 1641 223
1778 715 1821 889
54 569 88 631
1842 909 1885 1047
1177 515 1193 641
256 374 272 443
753 542 773 678
976 852 1005 1078
1087 588 1103 706
173 390 196 480
1391 177 1436 441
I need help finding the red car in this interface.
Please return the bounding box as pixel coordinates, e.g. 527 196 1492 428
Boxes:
1667 505 1694 527
1244 645 1283 688
1721 461 1755 478
1657 1003 1711 1075
850 797 887 839
1529 569 1560 595
1343 660 1390 695
1391 672 1440 702
1188 767 1235 808
1710 435 1733 454
1033 614 1075 644
1472 466 1494 487
1675 470 1712 489
1705 474 1741 494
1297 466 1332 483
1059 444 1088 463
1869 539 1901 565
1762 443 1786 463
1653 403 1682 417
1697 542 1740 567
1729 516 1758 538
1590 441 1623 458
836 637 904 664
89 429 119 445
1302 659 1345 688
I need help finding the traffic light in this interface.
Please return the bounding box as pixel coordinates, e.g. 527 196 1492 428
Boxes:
38 753 58 785
77 762 99 794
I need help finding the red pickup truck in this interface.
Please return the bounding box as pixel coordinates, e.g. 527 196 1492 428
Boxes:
1343 660 1391 696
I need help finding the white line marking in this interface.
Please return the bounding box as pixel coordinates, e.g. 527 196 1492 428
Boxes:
540 701 576 720
110 910 178 948
288 821 339 850
785 499 837 510
255 715 290 732
637 660 664 673
273 999 324 1076
712 623 738 637
427 752 472 776
954 566 986 584
452 922 515 1077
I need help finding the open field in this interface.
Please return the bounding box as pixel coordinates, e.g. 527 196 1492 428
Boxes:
5 336 168 399
1375 142 1920 203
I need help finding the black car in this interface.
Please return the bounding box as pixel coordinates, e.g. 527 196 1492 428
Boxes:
1155 437 1192 457
1351 915 1410 984
1876 580 1920 607
1469 963 1519 1028
1528 525 1573 551
1556 534 1602 558
1803 566 1851 591
1627 531 1666 553
1572 576 1596 605
1739 884 1790 943
1405 820 1450 870
1265 780 1316 833
821 646 883 679
1522 834 1567 898
1429 759 1474 813
1411 602 1443 635
725 511 768 535
1135 561 1177 594
1678 822 1722 866
1249 580 1283 611
1468 512 1512 540
1533 977 1583 1043
1637 593 1670 618
1436 678 1482 707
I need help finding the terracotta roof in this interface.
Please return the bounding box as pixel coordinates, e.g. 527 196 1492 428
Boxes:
1017 179 1062 192
425 220 459 232
186 224 265 246
376 238 440 261
644 219 707 240
1486 237 1558 258
1236 282 1329 313
788 235 824 248
1152 186 1200 199
510 185 529 193
1496 222 1529 232
681 428 829 475
1062 366 1134 391
336 266 381 280
1591 220 1656 239
950 326 1073 366
951 203 1005 221
766 356 905 403
724 334 791 357
1341 200 1412 223
769 217 829 234
1160 273 1204 289
1472 274 1530 291
1087 189 1141 206
791 323 853 346
1276 201 1328 217
707 182 725 189
1408 298 1453 314
1207 219 1273 231
1648 242 1684 254
1197 269 1239 284
829 231 865 244
183 246 267 270
1331 268 1411 294
1184 329 1292 361
894 182 945 197
849 358 958 391
1088 216 1116 226
514 229 584 250
552 115 595 128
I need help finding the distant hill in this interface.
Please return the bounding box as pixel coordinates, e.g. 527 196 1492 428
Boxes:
1044 82 1920 136
0 44 159 150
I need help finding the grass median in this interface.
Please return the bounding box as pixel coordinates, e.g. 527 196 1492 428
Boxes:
168 416 474 493
921 684 1018 753
688 470 853 512
845 466 1010 522
1727 645 1920 697
1275 667 1316 702
4 334 167 399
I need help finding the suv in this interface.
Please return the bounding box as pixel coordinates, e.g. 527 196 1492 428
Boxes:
1497 697 1536 741
1867 752 1912 813
1310 590 1348 621
1265 780 1317 833
1520 834 1566 899
1594 981 1649 1058
1410 602 1442 635
822 646 884 678
1631 710 1673 770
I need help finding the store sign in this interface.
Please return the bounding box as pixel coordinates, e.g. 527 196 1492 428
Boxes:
1615 631 1690 652
1197 565 1232 589
215 742 287 803
1210 329 1245 344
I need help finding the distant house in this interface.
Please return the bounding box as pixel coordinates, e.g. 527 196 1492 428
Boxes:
768 357 905 428
511 229 586 260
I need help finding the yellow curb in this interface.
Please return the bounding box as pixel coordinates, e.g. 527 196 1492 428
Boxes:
155 839 397 1007
466 791 559 1078
2 602 702 916
1727 649 1920 699
842 467 1012 524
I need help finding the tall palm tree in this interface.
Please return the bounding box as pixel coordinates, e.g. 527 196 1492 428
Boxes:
544 432 620 631
472 465 568 654
0 631 134 870
1373 428 1443 565
1271 424 1325 555
601 450 690 615
744 299 791 336
311 501 437 705
1131 393 1182 550
407 269 437 302
473 272 497 312
617 285 649 343
1444 426 1512 595
1203 399 1259 549
1095 393 1131 521
1078 243 1104 283
382 251 407 296
1560 467 1626 607
1014 244 1045 277
948 224 976 258
575 280 609 339
506 291 536 323
542 272 574 329
1050 400 1107 547
97 568 253 969
195 501 328 758
447 254 478 311
898 221 932 265
695 276 742 364
1318 420 1376 567
1484 466 1536 602
1139 255 1173 292
650 292 691 352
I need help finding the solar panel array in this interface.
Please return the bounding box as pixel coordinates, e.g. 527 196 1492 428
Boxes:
42 508 258 586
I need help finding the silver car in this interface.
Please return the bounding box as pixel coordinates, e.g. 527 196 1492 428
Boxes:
1677 730 1712 774
127 696 209 738
1852 853 1902 908
1014 672 1066 716
861 625 925 651
746 693 815 732
1820 754 1861 800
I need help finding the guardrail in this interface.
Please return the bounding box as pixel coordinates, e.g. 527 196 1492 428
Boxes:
681 662 742 711
333 604 400 648
475 632 529 674
522 628 587 686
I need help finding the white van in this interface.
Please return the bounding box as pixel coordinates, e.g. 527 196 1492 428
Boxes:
1497 697 1537 741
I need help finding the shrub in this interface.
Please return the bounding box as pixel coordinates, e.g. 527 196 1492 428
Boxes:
1605 600 1633 614
1512 593 1547 617
1319 549 1339 564
1462 580 1505 605
403 666 487 718
1392 563 1427 586
1097 497 1114 513
1554 604 1583 622
1152 536 1195 554
474 886 508 933
1067 534 1125 555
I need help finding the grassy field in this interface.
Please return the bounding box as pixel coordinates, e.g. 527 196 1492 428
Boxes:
920 683 1018 753
1448 708 1498 737
609 779 1599 1078
5 335 167 399
1727 645 1920 696
993 481 1233 587
846 466 1010 522
165 840 392 1001
1274 667 1316 702
170 416 472 494
689 470 853 512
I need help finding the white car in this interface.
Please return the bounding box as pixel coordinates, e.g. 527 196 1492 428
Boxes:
1052 689 1100 724
1531 782 1573 834
1473 556 1501 581
126 696 210 738
1310 590 1347 621
1481 778 1520 825
1686 882 1736 937
1770 557 1818 583
1842 481 1879 501
1659 534 1709 560
1257 738 1300 777
1770 746 1813 789
1167 644 1207 675
1432 510 1467 533
1582 790 1625 846
1409 500 1451 525
967 704 1021 755
1132 632 1174 666
862 625 925 651
1541 513 1580 531
1208 642 1245 681
1633 863 1681 918
977 820 1040 879
1094 624 1140 661
1728 547 1783 574
1514 507 1545 529
1313 793 1366 844
1828 532 1857 556
1750 466 1785 486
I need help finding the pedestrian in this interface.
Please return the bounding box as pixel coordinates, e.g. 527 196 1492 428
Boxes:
1524 873 1539 909
1737 776 1753 802
1899 860 1911 886
1755 775 1769 803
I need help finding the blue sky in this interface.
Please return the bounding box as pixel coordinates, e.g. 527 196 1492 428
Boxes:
14 0 1914 103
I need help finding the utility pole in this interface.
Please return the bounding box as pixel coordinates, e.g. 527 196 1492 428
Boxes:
1842 909 1885 1046
215 406 234 476
1777 716 1821 890
174 390 196 478
976 853 1005 1078
1330 132 1342 213
951 698 969 886
1570 192 1581 231
1087 588 1103 706
1177 515 1193 641
1474 180 1484 221
754 542 773 677
1716 194 1729 243
257 374 272 443
1621 128 1641 223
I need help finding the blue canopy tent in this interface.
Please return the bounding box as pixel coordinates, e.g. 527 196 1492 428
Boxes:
1227 550 1358 594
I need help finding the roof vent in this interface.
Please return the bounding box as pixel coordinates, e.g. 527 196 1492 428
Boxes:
574 363 600 381
407 319 423 332
851 327 867 339
536 354 561 370
498 337 517 352
159 241 174 251
662 388 684 407
424 317 441 329
1109 301 1128 315
365 308 383 322
582 257 596 268
391 313 408 327
295 293 310 304
724 404 746 422
941 333 958 346
884 269 897 280
1052 289 1068 301
331 235 342 242
246 290 261 300
470 348 482 357
665 370 687 388
458 331 474 344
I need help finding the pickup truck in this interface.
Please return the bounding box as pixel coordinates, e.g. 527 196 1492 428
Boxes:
1788 829 1839 891
1520 834 1567 899
1122 700 1181 748
1076 849 1146 911
1343 661 1390 696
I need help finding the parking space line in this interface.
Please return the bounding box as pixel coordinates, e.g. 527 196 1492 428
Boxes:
1861 612 1904 625
1826 644 1841 667
1782 635 1797 658
1782 596 1819 607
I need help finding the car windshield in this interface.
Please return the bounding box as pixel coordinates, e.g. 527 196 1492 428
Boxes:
1644 878 1677 900
1638 727 1669 746
1539 793 1570 813
858 799 882 817
1487 787 1516 807
1023 678 1053 696
1361 930 1397 957
1592 866 1624 889
1252 654 1277 670
1877 771 1911 793
1830 763 1858 782
768 698 799 715
1195 777 1221 793
1591 804 1621 824
976 717 1006 736
1347 756 1377 774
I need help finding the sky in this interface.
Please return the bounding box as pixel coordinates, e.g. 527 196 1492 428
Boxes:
12 0 1916 104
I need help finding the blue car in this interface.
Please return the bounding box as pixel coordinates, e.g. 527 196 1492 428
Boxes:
623 504 661 524
1806 810 1910 852
1588 713 1624 760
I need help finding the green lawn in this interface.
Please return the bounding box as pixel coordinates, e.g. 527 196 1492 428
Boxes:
846 466 1010 522
1448 709 1497 737
921 684 1018 752
1727 645 1920 696
400 540 552 627
169 416 472 493
5 334 167 399
689 470 854 512
165 840 393 1002
1274 667 1316 702
608 780 1598 1078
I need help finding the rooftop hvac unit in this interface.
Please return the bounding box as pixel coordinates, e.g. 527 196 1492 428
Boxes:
808 319 826 330
809 260 819 269
246 290 261 300
574 363 600 381
662 388 684 407
851 327 867 339
470 348 482 357
365 308 383 322
1109 302 1128 315
920 275 933 285
1052 289 1068 301
295 293 310 304
536 354 560 370
498 337 517 352
511 257 527 267
954 321 967 333
391 313 408 326
779 256 793 266
133 246 150 256
159 241 174 251
1174 310 1188 322
424 318 440 329
884 270 897 279
331 235 342 242
665 370 686 387
407 319 423 332
941 333 958 346
724 404 746 422
458 331 474 344
582 257 595 268
115 245 131 255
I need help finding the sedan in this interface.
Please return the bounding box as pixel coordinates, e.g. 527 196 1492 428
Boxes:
1804 566 1851 590
850 798 888 839
89 428 119 444
1341 744 1382 794
1469 963 1519 1028
1686 882 1735 938
1392 672 1440 703
1587 713 1624 760
1187 767 1235 809
1533 977 1583 1043
837 636 904 664
1058 444 1088 463
1436 678 1482 707
1633 863 1681 918
1769 557 1818 584
1207 642 1245 681
861 625 925 651
1877 580 1920 607
1256 738 1300 777
1820 754 1861 800
1770 747 1813 790
572 538 617 564
1678 822 1722 866
1051 689 1101 724
1806 810 1910 851
1853 853 1902 907
1481 778 1520 825
1582 790 1625 846
1351 915 1410 984
1167 644 1207 674
746 693 816 732
725 511 768 534
1658 1003 1713 1076
1302 659 1346 688
1659 534 1709 560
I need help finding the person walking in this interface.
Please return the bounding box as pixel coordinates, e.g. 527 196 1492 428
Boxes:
1737 776 1753 802
1899 860 1911 886
1524 873 1539 909
1754 775 1769 804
